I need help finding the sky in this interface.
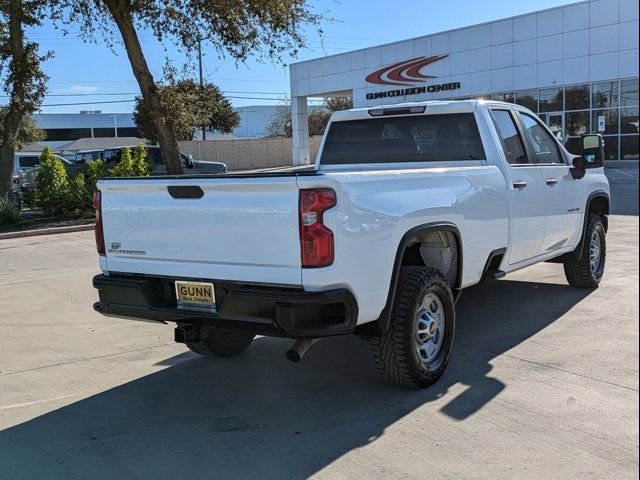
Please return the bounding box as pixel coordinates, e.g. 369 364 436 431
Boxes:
20 0 579 114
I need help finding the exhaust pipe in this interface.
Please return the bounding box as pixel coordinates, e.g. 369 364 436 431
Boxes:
286 338 321 363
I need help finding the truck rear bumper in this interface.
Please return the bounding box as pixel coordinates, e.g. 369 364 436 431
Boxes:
92 274 358 338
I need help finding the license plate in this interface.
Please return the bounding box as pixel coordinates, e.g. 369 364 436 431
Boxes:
175 281 216 312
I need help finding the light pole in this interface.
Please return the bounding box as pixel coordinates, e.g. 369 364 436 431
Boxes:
111 114 118 138
81 109 101 149
198 38 206 141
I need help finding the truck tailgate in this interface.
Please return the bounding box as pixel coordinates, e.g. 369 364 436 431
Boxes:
99 176 302 286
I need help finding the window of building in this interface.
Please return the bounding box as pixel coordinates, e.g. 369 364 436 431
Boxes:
515 90 538 111
620 79 639 106
491 110 528 165
591 109 619 135
94 128 116 138
565 84 590 111
565 137 582 156
620 107 639 135
116 127 142 137
539 87 563 112
566 111 589 136
44 128 92 141
620 135 639 159
519 113 564 164
492 92 515 103
603 136 619 160
592 81 619 108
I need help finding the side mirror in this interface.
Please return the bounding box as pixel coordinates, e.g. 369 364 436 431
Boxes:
580 134 605 167
571 134 604 179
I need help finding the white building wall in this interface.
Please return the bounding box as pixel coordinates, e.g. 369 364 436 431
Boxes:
291 0 638 108
289 0 639 163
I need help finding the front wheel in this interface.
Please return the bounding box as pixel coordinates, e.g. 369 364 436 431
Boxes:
564 214 606 288
371 267 455 388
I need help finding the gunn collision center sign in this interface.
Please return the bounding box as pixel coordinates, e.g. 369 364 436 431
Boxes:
365 55 460 101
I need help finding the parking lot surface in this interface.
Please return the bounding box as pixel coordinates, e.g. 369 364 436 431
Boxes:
0 179 638 479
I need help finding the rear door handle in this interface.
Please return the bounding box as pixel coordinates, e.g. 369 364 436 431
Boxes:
513 181 528 190
546 179 558 187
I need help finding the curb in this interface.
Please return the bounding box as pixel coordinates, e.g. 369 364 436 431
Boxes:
0 223 95 241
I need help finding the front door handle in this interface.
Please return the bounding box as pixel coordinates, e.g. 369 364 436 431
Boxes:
546 178 558 187
513 181 528 190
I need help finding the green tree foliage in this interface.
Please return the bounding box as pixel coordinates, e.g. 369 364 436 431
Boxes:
134 79 239 142
0 109 45 149
266 97 353 137
47 0 322 175
0 1 50 196
35 146 68 215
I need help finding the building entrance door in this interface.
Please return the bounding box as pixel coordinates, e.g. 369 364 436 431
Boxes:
545 112 565 144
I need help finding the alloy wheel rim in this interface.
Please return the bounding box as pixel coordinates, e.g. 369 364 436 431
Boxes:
590 230 602 274
415 293 445 364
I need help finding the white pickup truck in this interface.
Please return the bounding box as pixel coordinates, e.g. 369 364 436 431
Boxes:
92 100 610 388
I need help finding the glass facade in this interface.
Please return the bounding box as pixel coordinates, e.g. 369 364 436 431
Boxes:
44 126 141 142
457 77 640 161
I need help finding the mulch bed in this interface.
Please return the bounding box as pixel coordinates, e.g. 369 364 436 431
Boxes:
0 209 94 234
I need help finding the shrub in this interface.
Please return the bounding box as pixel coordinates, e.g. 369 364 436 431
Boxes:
65 173 93 215
109 144 153 178
86 158 106 189
132 142 153 176
109 147 134 177
0 194 22 225
35 146 69 215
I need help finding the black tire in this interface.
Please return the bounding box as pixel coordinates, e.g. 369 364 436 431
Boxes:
371 267 455 388
186 329 255 358
564 214 606 289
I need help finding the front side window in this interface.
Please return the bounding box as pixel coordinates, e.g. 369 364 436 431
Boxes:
491 110 528 165
320 113 486 165
520 114 564 165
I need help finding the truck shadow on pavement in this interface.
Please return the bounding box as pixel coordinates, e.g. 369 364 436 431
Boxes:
0 280 592 479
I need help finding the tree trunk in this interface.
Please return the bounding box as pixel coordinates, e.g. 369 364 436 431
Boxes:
0 0 27 197
103 0 184 175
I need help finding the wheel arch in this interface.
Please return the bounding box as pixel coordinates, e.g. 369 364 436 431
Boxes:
572 191 610 260
355 222 463 337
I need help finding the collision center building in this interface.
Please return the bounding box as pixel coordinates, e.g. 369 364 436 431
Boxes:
289 0 639 165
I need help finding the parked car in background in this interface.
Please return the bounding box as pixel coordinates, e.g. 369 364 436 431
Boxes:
13 152 87 190
102 146 227 174
75 149 105 164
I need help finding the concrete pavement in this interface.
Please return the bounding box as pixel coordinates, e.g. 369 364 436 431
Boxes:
0 217 638 479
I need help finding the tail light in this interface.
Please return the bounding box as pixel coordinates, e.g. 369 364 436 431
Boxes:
299 188 336 268
93 191 106 256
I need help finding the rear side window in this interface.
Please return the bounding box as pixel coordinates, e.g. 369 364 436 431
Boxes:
491 110 528 165
320 113 486 165
17 156 39 168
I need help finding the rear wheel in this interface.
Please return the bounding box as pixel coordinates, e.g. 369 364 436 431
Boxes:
564 214 606 288
186 329 255 358
371 267 455 388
